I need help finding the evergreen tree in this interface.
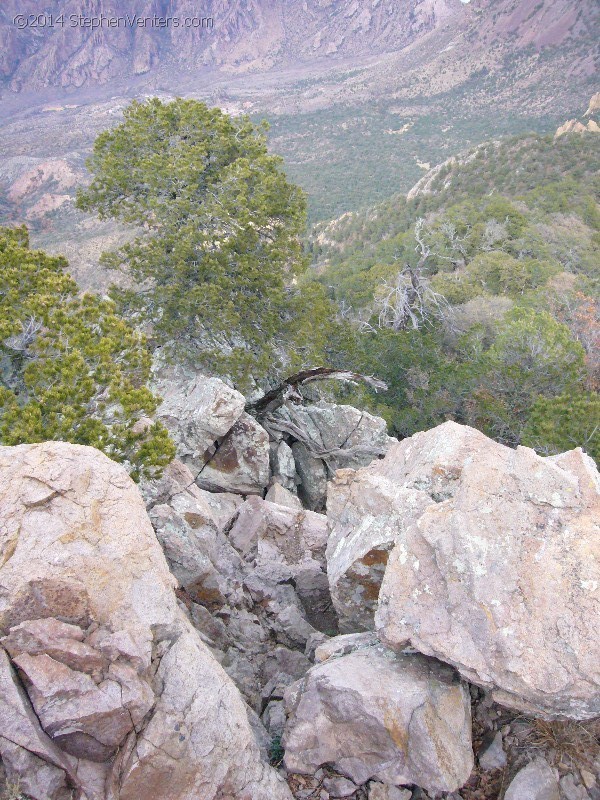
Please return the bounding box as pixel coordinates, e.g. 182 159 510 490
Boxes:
468 309 587 446
523 392 599 463
0 226 174 478
77 98 317 385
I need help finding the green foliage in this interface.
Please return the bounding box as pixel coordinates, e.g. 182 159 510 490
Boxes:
356 327 471 438
523 392 600 461
0 226 174 478
304 131 599 460
310 133 600 308
466 309 587 446
466 252 561 297
268 735 285 767
78 98 324 386
430 270 483 304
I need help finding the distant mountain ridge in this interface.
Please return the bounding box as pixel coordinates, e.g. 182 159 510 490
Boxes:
0 0 464 91
2 0 597 96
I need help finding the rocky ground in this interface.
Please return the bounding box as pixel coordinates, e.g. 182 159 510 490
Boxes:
0 367 598 800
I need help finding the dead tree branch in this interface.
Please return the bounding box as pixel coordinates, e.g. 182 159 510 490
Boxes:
246 367 387 416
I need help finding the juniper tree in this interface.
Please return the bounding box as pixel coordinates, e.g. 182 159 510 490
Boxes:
0 226 174 478
77 98 322 385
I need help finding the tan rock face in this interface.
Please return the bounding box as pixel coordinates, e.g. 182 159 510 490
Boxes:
327 421 600 719
0 441 292 800
0 648 77 800
2 618 106 674
283 640 473 795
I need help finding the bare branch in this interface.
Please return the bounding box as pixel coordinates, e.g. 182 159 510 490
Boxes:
374 267 452 332
247 367 388 415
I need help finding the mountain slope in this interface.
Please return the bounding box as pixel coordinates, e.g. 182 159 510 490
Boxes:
0 0 464 91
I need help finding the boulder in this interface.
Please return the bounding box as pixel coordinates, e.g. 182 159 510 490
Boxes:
275 402 393 472
155 372 246 475
369 784 412 800
327 421 600 719
0 441 292 800
149 488 225 608
314 632 379 663
560 774 590 800
228 496 337 632
274 402 394 511
270 440 299 492
504 758 559 800
324 775 358 797
0 648 77 800
477 730 507 772
229 496 328 567
140 458 196 508
196 412 270 494
198 488 245 530
2 618 105 675
326 468 432 632
13 652 152 762
283 640 473 795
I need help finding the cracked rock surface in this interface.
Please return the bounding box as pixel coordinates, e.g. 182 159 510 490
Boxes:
0 441 292 800
327 421 600 719
282 637 473 795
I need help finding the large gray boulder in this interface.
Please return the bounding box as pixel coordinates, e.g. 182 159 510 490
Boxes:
282 639 473 795
326 421 600 720
272 402 395 510
154 371 246 475
0 441 292 800
196 412 270 495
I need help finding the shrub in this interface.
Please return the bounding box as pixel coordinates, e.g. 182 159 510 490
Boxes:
0 226 174 478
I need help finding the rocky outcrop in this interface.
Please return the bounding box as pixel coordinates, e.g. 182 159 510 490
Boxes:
554 118 600 138
141 450 338 716
6 374 600 798
0 441 292 800
283 638 473 795
228 496 337 635
585 92 600 116
154 363 393 506
555 94 600 138
154 369 271 495
267 401 395 511
327 422 600 720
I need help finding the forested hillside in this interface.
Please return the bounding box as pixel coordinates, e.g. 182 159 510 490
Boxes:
2 100 597 466
308 131 600 459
